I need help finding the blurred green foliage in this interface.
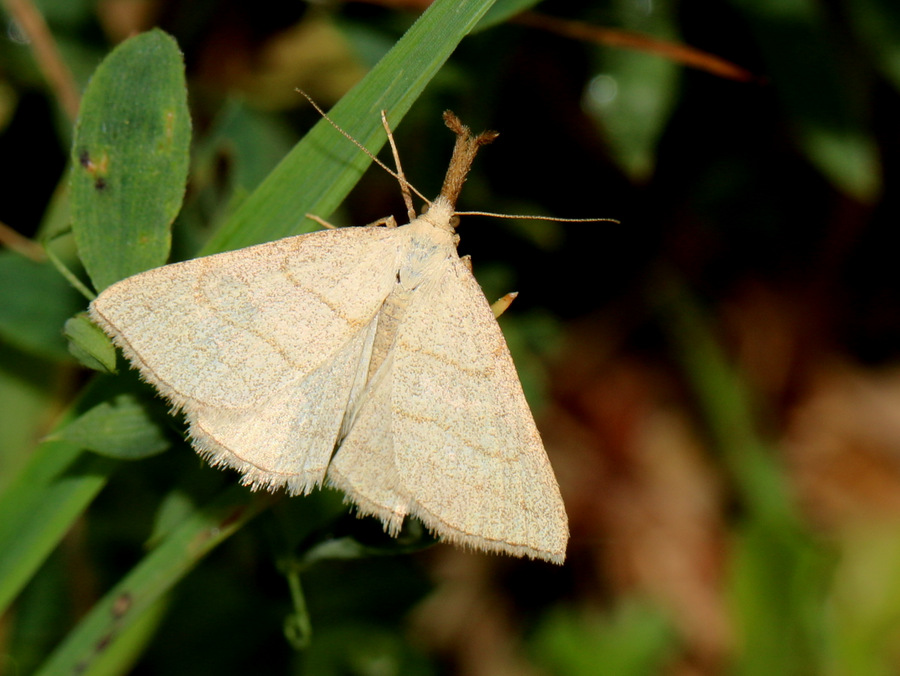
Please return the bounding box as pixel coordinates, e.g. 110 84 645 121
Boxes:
2 0 900 674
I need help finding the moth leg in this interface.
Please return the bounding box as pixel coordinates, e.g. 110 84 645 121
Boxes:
363 215 398 229
491 291 518 318
305 213 338 230
381 110 416 222
461 255 516 318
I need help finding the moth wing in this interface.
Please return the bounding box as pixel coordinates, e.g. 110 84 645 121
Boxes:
392 258 569 563
187 318 379 494
89 226 404 493
325 355 411 534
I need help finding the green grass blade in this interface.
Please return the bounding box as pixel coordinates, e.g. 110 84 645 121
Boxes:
0 440 115 614
0 373 155 613
653 273 832 671
82 595 170 676
201 0 499 255
34 487 269 676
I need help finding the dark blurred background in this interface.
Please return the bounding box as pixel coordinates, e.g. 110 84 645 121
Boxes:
3 0 900 674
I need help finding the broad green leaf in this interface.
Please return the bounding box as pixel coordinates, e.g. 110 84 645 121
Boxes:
298 518 438 567
202 0 501 255
50 393 172 459
846 0 900 92
583 0 680 181
0 250 83 361
729 0 880 201
64 313 116 372
70 29 190 291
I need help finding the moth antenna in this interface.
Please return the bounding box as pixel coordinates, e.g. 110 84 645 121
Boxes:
440 113 616 224
381 111 417 221
455 211 620 224
296 89 431 211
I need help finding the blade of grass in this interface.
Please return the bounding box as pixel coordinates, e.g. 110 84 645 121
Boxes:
83 595 170 676
0 371 170 614
202 0 500 254
34 486 270 676
0 440 115 614
652 272 832 672
653 272 794 524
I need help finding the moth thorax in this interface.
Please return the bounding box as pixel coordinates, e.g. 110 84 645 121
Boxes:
422 197 457 232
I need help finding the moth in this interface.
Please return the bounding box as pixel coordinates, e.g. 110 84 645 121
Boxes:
90 111 572 564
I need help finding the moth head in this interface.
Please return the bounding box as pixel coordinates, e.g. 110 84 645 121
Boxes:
422 195 458 232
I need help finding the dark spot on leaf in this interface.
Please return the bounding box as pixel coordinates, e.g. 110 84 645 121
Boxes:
112 592 132 618
80 149 110 177
96 630 113 651
219 505 246 529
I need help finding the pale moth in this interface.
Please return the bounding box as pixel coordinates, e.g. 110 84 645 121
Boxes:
90 110 582 564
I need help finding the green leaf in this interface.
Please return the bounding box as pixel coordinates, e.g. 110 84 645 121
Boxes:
475 0 541 31
50 393 172 460
81 595 170 676
202 0 501 255
829 529 900 674
729 523 834 675
0 347 57 492
653 275 834 672
0 376 141 615
0 250 83 361
70 29 190 291
298 517 439 567
847 0 900 92
34 487 269 676
730 0 880 200
195 101 299 196
653 275 795 524
0 440 114 615
532 604 676 676
583 0 680 181
64 312 117 372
